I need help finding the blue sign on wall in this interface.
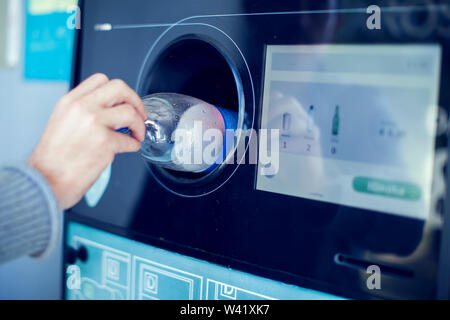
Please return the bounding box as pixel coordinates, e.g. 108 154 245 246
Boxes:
24 0 76 81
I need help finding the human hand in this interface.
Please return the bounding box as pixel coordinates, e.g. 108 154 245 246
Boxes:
28 73 147 209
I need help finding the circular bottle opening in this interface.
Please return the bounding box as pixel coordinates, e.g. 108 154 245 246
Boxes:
141 38 244 185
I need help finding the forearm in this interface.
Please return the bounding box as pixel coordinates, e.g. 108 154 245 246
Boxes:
0 164 61 264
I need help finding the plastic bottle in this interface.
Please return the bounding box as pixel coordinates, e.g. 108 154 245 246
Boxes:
332 105 340 136
282 112 292 137
307 105 315 134
139 93 237 173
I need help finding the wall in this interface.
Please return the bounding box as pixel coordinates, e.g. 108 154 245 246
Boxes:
0 0 73 299
0 64 68 300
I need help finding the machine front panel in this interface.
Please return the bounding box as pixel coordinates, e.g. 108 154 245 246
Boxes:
66 222 342 300
66 0 450 299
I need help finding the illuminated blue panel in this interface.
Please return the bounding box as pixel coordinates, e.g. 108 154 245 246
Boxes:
65 222 344 300
24 0 75 81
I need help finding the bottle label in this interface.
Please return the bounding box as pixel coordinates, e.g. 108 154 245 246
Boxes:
202 107 238 173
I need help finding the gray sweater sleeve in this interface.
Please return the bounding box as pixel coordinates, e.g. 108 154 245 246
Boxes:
0 164 61 264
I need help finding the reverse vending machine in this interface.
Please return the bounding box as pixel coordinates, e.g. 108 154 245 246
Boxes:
65 0 450 299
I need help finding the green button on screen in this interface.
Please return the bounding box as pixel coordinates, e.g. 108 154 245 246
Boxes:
353 177 421 201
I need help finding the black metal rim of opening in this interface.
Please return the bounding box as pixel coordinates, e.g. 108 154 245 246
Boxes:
136 25 254 197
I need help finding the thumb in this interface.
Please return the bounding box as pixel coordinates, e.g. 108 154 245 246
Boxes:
110 131 142 154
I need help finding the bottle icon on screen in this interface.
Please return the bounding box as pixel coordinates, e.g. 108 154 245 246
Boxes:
307 105 315 134
282 112 292 137
332 105 340 136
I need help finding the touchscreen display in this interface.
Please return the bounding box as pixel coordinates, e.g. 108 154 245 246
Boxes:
257 45 442 220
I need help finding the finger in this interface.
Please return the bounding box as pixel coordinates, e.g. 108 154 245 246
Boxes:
108 131 142 154
65 73 110 102
101 104 146 142
85 79 147 120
